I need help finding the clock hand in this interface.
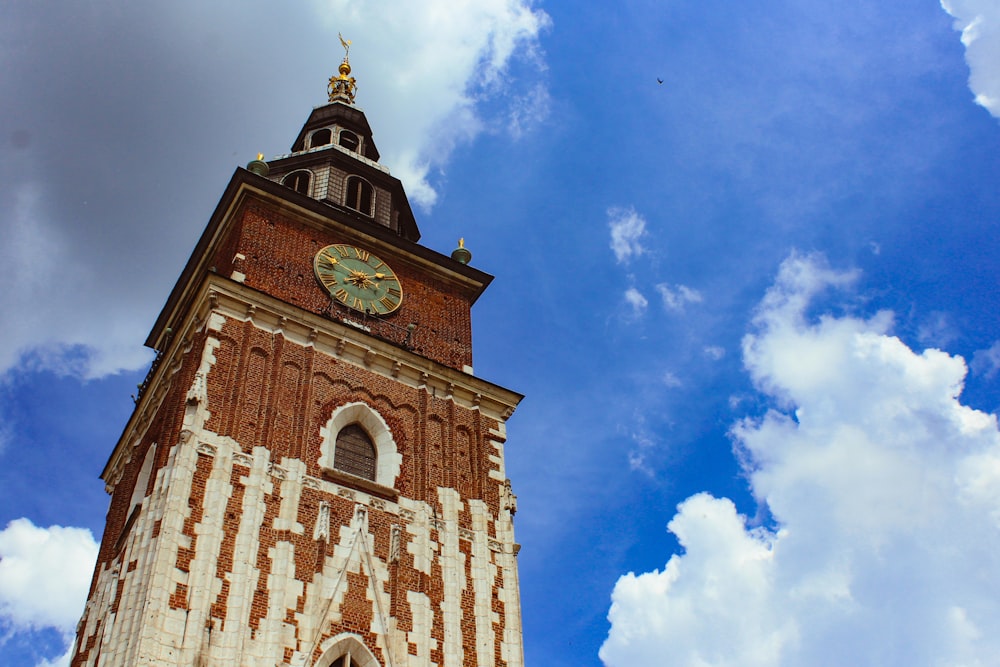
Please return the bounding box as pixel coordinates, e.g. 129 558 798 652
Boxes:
317 257 347 276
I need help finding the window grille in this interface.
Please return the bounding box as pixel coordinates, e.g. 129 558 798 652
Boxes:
334 424 376 481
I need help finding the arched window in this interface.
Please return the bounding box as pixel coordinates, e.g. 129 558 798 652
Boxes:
345 176 373 216
283 170 311 195
334 424 376 481
319 402 401 489
339 130 360 152
311 128 332 148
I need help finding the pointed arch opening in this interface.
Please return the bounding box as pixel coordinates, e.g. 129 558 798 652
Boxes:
314 633 381 667
320 402 401 489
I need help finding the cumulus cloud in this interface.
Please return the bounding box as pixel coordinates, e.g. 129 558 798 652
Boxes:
940 0 1000 118
0 1 549 379
322 0 551 208
608 207 647 263
656 284 703 312
602 253 1000 666
0 518 98 635
0 184 153 378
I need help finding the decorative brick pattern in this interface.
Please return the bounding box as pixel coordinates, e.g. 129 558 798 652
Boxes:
72 296 523 667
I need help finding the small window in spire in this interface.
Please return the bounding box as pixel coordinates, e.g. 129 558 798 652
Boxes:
311 128 332 148
283 170 311 196
339 130 360 152
345 176 373 216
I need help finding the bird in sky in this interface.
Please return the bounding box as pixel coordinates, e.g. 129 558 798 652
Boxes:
657 77 664 84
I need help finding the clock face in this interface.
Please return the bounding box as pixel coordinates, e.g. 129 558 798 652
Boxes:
314 244 403 315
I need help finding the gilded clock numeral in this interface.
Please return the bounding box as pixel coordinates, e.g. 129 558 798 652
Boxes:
379 295 398 311
333 244 351 258
387 287 402 299
318 254 338 270
334 288 349 303
352 296 365 310
354 248 370 261
370 259 386 270
320 274 339 288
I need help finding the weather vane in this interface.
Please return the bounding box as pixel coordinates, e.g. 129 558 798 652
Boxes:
328 32 357 104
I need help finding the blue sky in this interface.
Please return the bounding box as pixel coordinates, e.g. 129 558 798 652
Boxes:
2 1 1000 666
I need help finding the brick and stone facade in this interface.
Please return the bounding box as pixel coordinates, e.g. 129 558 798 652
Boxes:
71 77 524 667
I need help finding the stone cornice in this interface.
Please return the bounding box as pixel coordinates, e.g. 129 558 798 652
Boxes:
202 274 522 417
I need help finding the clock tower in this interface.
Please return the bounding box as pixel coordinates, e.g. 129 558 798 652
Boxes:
71 47 524 667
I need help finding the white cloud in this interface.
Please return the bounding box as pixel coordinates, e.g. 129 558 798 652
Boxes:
940 0 1000 118
917 310 958 348
0 185 152 379
662 371 683 388
627 425 658 476
656 284 703 312
507 83 552 139
608 207 647 263
602 253 1000 666
0 1 550 379
703 345 726 361
624 288 648 316
35 646 73 667
321 0 551 208
0 518 98 636
971 340 1000 378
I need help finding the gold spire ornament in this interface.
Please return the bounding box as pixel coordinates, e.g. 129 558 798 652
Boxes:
451 238 472 265
328 32 357 103
246 152 269 176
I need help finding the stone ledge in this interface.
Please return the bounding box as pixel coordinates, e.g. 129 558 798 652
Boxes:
320 467 399 502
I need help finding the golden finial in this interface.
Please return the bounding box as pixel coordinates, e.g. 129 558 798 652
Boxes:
246 153 269 176
451 238 472 264
328 33 357 104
